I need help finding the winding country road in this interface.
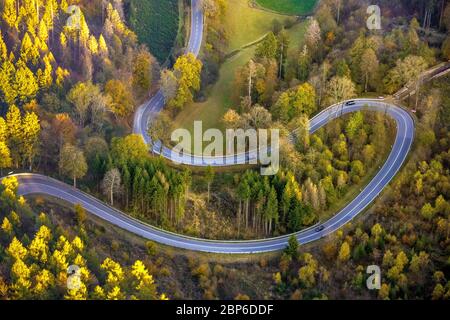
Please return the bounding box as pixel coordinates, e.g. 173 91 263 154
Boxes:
1 1 427 253
12 99 414 253
132 0 203 144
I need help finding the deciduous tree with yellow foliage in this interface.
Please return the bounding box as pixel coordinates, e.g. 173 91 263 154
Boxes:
168 53 202 111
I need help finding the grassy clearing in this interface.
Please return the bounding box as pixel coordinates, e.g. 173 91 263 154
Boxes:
224 0 295 51
172 0 307 152
287 21 308 54
172 46 257 137
127 0 180 63
255 0 318 15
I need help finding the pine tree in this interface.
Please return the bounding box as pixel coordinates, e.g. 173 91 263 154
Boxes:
318 182 327 209
338 241 351 262
98 34 108 56
0 117 7 143
6 105 23 168
101 257 124 293
50 249 68 272
29 225 51 263
432 284 445 300
3 0 18 29
304 178 320 210
255 32 278 59
345 112 364 142
20 33 40 65
105 285 124 300
65 281 88 300
34 36 46 53
55 67 70 87
15 62 39 104
205 166 215 204
10 259 32 298
442 36 450 60
1 177 19 200
37 54 53 88
285 235 299 259
288 202 303 232
87 35 98 54
0 31 8 61
21 111 41 170
107 3 126 34
7 237 28 260
130 260 157 299
60 0 68 12
38 19 49 43
297 45 311 81
60 31 67 49
237 179 251 230
421 203 435 220
1 217 13 236
43 0 58 31
33 269 54 297
0 58 17 105
79 14 90 45
298 253 318 288
103 18 114 38
264 186 278 234
0 141 13 174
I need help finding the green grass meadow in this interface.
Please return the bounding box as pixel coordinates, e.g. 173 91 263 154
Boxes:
128 0 180 63
255 0 318 15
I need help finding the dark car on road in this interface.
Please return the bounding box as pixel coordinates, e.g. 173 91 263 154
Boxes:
345 100 356 106
315 225 325 232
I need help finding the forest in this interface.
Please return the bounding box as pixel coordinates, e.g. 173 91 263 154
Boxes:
0 174 168 299
0 0 449 300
